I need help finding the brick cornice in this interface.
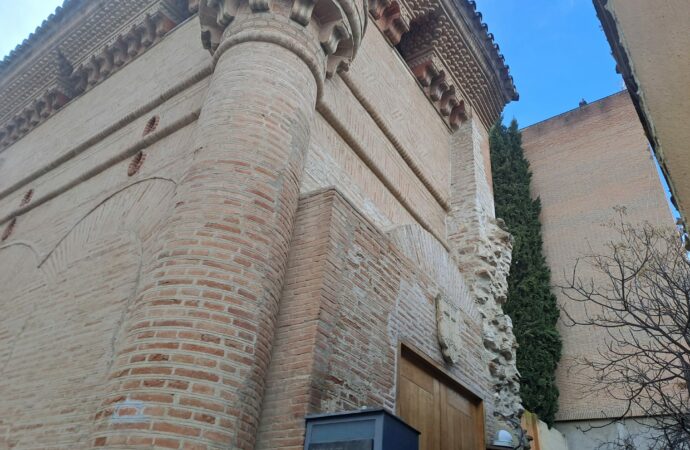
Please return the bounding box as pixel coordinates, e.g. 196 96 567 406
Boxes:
368 0 518 130
0 0 516 150
0 0 191 151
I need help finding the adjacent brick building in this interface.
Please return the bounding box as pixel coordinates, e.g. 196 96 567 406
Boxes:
522 91 674 449
594 0 690 228
0 0 522 448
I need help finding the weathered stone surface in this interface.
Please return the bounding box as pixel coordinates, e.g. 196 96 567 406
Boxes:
448 117 524 444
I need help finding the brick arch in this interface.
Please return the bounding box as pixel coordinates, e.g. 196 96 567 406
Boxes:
0 178 175 449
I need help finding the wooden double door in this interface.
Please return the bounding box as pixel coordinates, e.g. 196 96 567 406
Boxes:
398 350 485 450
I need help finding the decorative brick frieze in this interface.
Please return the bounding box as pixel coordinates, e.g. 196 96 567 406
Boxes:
69 14 178 94
0 0 515 150
400 8 514 129
368 0 412 45
406 48 468 130
363 0 517 130
0 0 190 151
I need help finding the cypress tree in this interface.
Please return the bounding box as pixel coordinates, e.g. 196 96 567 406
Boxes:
489 119 562 426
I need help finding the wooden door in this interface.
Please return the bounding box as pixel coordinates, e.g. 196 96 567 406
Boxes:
399 354 440 450
398 350 485 450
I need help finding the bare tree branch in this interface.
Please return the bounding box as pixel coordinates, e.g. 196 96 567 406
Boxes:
559 210 690 449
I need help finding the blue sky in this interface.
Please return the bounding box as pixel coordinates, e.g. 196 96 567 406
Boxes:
474 0 623 127
0 0 65 61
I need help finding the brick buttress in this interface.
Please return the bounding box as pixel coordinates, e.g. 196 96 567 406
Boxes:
90 1 366 449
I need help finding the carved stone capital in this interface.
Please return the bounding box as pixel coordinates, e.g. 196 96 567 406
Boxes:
198 0 367 79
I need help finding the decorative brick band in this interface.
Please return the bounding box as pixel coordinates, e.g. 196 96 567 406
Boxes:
316 99 450 249
369 0 412 45
339 72 450 210
406 48 469 130
0 1 191 151
1 0 516 153
0 111 200 229
0 65 211 211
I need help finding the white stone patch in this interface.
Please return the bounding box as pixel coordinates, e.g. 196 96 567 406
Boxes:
435 293 463 364
110 398 148 423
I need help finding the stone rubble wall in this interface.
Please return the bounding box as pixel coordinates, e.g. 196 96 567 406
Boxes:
448 117 525 444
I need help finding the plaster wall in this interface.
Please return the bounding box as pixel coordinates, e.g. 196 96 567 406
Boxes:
599 0 690 223
537 421 569 450
556 418 661 450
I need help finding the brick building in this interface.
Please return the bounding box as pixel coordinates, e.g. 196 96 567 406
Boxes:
0 0 522 449
522 91 674 449
594 0 690 228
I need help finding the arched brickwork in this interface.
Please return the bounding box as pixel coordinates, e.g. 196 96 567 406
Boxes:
0 179 175 449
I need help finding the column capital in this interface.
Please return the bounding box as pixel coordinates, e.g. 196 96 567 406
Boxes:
198 0 367 79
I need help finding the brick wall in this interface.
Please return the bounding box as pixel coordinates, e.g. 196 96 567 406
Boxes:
0 179 176 448
521 91 674 422
0 10 503 449
255 188 494 449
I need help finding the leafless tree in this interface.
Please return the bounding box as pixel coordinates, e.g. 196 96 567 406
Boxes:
595 435 637 450
560 208 690 450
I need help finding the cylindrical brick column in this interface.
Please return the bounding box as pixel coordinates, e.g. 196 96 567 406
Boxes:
91 3 364 448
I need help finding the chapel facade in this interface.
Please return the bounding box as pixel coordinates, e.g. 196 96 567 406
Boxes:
0 0 520 448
